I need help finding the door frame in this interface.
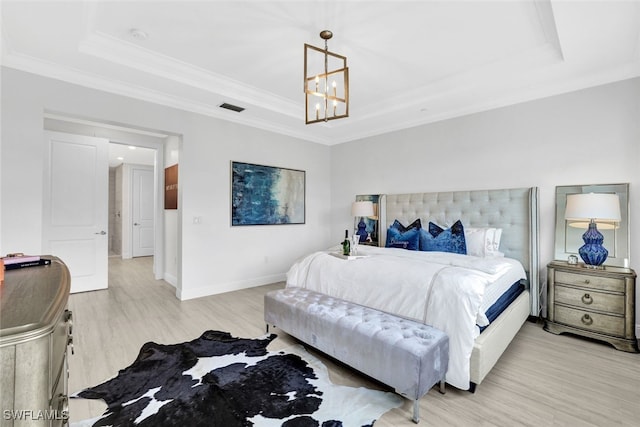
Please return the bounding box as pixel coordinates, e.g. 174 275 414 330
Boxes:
43 113 167 282
118 144 165 281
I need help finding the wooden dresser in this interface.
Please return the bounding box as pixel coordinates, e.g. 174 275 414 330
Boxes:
0 257 73 426
545 260 638 352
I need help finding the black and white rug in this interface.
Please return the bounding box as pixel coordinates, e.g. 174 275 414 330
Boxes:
71 330 403 427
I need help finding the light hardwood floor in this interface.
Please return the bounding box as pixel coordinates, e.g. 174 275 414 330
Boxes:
68 257 640 426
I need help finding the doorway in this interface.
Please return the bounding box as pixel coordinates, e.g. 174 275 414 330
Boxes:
107 146 156 260
43 113 177 291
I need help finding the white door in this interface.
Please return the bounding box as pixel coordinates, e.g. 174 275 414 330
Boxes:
43 131 109 293
132 166 155 257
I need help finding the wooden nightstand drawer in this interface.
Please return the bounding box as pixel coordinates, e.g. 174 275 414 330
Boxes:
554 285 625 315
555 270 625 293
553 305 624 336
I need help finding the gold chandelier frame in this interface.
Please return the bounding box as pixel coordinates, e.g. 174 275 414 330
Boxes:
304 30 349 124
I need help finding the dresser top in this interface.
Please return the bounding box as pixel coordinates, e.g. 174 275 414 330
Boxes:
0 257 70 344
548 260 636 278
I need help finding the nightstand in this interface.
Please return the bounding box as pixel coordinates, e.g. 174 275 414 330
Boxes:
545 260 638 352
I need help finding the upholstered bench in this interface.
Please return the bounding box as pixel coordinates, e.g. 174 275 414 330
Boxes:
264 287 449 423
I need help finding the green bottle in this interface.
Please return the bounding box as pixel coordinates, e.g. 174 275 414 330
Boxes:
342 229 351 256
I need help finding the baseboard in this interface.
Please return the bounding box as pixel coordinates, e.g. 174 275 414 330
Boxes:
177 273 286 301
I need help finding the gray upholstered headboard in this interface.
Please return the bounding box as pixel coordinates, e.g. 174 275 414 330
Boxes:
382 187 540 316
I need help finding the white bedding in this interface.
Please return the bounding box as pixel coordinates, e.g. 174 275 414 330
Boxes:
476 257 526 327
286 245 526 389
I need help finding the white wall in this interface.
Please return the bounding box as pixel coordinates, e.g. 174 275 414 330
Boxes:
0 67 332 299
330 77 640 335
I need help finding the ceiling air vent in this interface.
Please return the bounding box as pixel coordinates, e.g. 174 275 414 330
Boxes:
219 103 245 113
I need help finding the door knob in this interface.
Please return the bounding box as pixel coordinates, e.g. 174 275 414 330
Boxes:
94 230 106 235
134 222 140 226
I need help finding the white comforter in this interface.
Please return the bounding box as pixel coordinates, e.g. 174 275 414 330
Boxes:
286 245 526 389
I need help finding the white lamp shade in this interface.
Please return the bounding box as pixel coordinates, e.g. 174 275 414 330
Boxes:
565 193 621 222
351 201 374 217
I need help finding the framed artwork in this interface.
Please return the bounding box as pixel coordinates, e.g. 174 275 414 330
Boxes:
354 194 382 246
164 164 178 210
231 161 305 226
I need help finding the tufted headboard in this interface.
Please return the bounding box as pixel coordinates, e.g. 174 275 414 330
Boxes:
382 187 540 316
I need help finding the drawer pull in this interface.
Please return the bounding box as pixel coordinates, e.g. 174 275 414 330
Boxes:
581 293 593 305
581 314 593 326
65 309 73 335
58 393 69 425
48 393 69 425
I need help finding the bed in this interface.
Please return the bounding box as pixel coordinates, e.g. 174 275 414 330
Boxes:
284 187 540 391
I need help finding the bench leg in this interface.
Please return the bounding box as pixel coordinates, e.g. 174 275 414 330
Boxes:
411 379 445 423
412 399 420 423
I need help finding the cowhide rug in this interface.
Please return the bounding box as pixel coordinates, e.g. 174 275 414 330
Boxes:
71 330 403 427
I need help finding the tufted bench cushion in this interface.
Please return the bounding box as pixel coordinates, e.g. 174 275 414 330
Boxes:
264 287 449 422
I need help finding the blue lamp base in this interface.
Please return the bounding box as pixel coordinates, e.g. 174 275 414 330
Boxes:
578 221 608 268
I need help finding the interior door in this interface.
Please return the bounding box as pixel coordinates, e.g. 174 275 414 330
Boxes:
43 131 109 293
132 166 155 257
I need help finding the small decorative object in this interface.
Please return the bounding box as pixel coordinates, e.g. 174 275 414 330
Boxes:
567 254 578 265
231 162 305 225
565 192 621 268
342 229 351 256
351 234 360 255
351 201 374 243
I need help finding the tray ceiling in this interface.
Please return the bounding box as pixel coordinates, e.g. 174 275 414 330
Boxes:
2 1 639 145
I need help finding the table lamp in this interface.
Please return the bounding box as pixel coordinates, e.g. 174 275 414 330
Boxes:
351 201 374 243
565 192 621 268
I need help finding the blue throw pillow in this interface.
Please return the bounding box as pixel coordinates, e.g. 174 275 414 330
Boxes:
390 218 422 232
386 226 420 251
419 220 467 254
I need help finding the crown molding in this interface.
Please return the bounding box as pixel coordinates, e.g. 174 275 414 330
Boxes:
333 61 640 145
78 31 302 120
3 34 639 148
1 50 332 145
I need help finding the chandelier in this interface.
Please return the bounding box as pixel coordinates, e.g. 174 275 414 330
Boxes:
304 30 349 124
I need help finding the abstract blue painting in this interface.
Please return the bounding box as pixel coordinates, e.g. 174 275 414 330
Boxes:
231 162 305 225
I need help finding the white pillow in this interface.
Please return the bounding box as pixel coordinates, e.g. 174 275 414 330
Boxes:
487 228 503 256
464 227 503 257
464 228 488 257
